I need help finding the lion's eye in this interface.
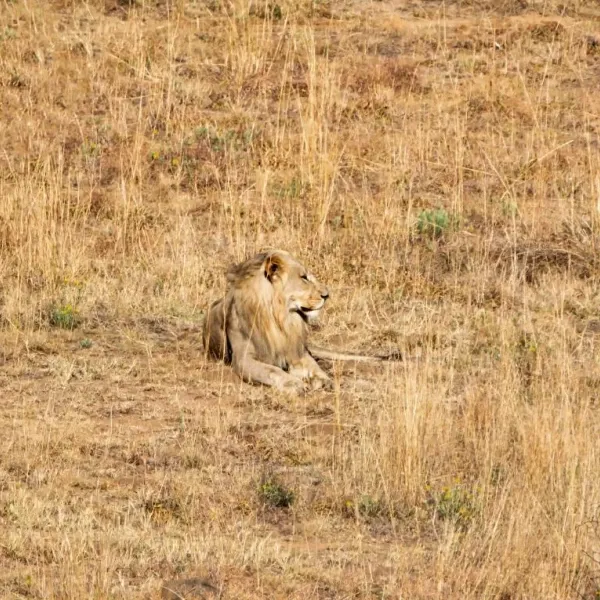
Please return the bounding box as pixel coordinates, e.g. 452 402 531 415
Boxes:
301 274 309 282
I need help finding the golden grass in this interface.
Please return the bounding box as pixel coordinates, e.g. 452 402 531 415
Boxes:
1 0 600 598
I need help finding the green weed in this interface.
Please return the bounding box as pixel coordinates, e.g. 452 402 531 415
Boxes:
258 476 294 508
426 480 479 529
49 304 79 329
416 208 451 238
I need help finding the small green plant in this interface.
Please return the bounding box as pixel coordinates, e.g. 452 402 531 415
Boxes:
357 494 383 517
0 27 17 42
416 208 451 238
49 304 79 329
426 480 479 529
258 476 294 508
342 494 384 519
81 141 101 158
194 126 252 152
49 278 84 329
195 126 228 151
502 199 519 217
79 338 93 349
274 177 309 200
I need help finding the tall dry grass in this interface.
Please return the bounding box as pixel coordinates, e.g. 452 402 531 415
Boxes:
1 0 600 598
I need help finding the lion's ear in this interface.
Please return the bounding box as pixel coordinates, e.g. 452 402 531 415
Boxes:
264 254 283 282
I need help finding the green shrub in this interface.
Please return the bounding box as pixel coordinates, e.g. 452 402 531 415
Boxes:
258 476 294 508
426 480 479 529
417 208 451 238
49 304 79 329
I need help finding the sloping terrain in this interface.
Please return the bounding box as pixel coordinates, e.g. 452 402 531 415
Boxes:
1 1 600 598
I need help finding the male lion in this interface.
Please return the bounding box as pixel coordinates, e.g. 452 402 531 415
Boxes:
203 249 399 394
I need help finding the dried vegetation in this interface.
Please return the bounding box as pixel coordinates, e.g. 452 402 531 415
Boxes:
1 0 600 598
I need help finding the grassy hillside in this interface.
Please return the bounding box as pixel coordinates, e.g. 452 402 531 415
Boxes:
1 1 600 598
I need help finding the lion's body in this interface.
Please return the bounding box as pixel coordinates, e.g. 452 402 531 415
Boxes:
203 249 399 393
203 250 332 393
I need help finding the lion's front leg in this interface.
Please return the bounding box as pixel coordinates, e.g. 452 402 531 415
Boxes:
232 354 307 394
226 313 307 394
288 353 333 391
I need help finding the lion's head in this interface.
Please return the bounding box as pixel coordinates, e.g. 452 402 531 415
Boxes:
227 249 329 326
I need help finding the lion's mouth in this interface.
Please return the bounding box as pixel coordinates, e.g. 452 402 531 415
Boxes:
298 307 321 323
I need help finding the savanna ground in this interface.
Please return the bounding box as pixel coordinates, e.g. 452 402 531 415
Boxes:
1 0 600 598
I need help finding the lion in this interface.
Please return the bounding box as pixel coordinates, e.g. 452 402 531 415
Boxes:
203 249 400 394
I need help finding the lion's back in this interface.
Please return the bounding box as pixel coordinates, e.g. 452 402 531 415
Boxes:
203 297 231 362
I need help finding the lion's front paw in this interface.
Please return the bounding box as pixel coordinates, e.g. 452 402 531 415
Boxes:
278 376 308 396
309 376 334 392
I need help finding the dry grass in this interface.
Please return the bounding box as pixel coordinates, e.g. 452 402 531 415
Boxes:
1 0 600 598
